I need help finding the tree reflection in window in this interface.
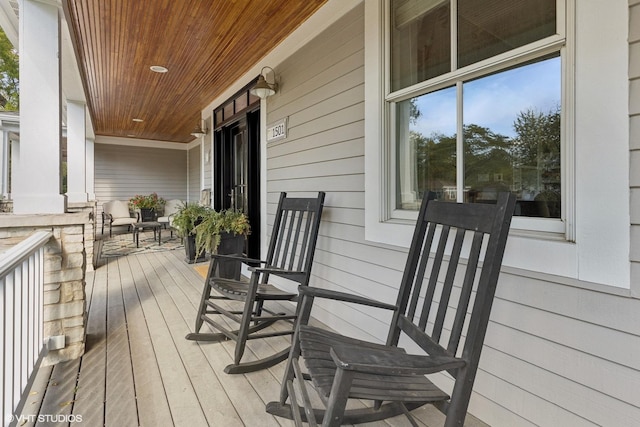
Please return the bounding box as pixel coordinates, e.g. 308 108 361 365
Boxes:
397 57 561 218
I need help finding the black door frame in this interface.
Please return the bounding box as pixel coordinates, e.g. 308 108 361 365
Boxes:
213 108 260 259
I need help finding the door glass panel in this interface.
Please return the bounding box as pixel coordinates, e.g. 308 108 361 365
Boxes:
215 113 260 259
232 128 248 214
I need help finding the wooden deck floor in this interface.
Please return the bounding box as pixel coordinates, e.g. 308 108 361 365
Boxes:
16 248 484 427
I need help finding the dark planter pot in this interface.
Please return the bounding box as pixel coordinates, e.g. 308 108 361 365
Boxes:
140 207 158 222
184 233 207 264
182 217 204 264
215 232 246 280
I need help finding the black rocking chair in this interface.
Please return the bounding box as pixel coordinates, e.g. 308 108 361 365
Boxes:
186 192 326 374
266 192 516 426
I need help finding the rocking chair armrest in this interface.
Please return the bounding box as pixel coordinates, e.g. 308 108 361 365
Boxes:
249 267 306 280
329 344 466 376
102 212 113 223
211 252 251 262
211 253 267 268
298 286 397 311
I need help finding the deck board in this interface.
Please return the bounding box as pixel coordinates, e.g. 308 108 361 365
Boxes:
36 359 80 427
144 252 286 427
14 364 52 427
72 262 107 427
135 253 244 426
126 254 210 427
14 249 485 427
118 255 173 427
105 258 139 426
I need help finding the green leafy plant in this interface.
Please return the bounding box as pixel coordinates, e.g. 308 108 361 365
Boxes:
194 209 251 258
129 192 166 210
0 27 19 111
171 202 210 238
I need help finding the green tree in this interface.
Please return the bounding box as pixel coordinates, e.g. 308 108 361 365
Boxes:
412 125 513 199
0 27 18 110
409 98 421 124
409 106 560 207
512 106 560 168
463 124 513 195
412 130 456 196
511 107 561 197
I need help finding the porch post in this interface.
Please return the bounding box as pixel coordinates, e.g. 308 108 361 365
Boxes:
10 136 18 198
13 0 65 214
66 100 88 203
86 137 95 201
1 130 8 198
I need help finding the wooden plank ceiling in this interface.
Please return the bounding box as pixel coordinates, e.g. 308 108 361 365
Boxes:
64 0 328 143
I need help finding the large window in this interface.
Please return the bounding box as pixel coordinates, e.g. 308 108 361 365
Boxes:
389 0 564 224
367 0 630 287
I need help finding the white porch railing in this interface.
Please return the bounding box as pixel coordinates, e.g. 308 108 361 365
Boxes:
0 231 51 427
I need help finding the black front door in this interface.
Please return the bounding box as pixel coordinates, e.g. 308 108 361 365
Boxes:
213 110 260 259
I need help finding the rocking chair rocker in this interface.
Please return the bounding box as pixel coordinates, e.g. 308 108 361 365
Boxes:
186 192 325 374
266 192 515 426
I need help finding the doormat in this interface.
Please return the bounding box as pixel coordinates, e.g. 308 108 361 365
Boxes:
194 263 209 279
99 231 183 258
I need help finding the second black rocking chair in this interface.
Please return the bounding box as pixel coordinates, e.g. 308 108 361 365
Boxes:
186 192 325 374
266 192 516 426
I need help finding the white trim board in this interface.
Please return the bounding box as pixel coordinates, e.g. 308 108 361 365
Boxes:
95 135 196 151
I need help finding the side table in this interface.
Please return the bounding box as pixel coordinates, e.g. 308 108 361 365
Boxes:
132 221 162 247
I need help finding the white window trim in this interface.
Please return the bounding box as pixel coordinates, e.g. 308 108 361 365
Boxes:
364 0 631 288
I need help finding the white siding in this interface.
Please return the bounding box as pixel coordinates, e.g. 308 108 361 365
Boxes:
94 143 187 215
203 128 213 195
265 2 640 426
188 145 201 203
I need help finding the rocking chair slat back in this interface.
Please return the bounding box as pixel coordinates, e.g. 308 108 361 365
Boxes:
265 194 325 285
187 191 326 374
390 192 515 367
430 227 465 342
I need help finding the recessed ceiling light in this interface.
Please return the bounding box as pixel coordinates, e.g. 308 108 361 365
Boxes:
132 118 143 122
150 65 168 73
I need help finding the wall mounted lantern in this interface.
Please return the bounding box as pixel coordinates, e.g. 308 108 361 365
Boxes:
190 120 207 138
250 66 278 99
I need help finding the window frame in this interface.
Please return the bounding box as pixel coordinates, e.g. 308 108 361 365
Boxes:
382 0 573 238
365 0 631 289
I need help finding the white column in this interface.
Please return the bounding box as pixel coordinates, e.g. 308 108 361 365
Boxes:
200 135 204 194
13 0 65 214
86 138 95 201
66 100 87 203
11 137 18 197
1 131 8 198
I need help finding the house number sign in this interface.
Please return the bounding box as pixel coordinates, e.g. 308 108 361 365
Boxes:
267 117 287 142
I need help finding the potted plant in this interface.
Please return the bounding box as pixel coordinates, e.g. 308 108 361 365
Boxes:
171 202 211 263
194 209 251 278
130 192 166 222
